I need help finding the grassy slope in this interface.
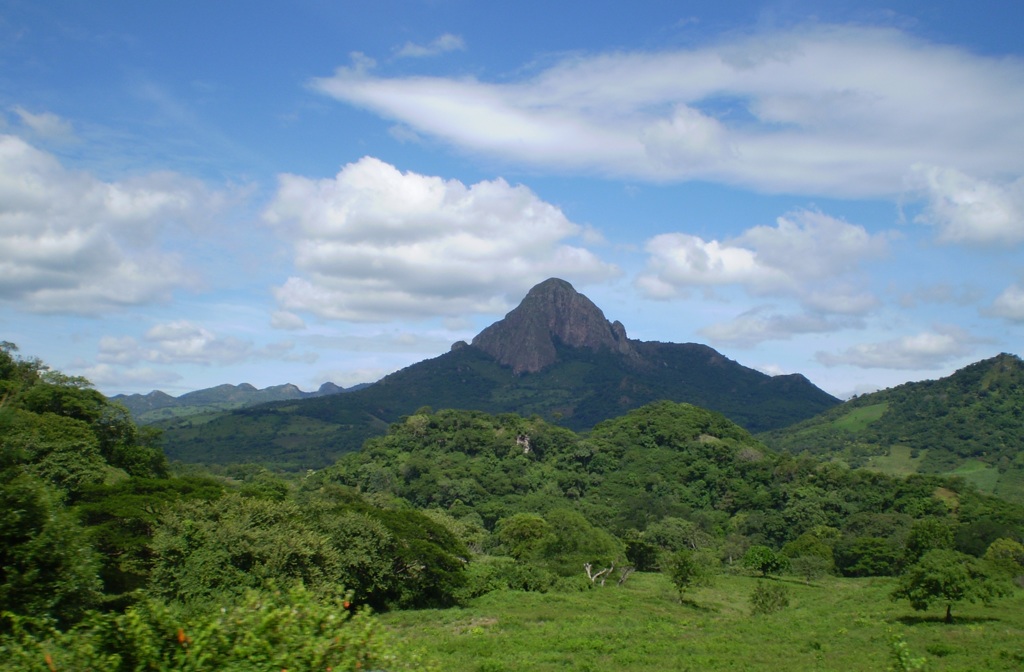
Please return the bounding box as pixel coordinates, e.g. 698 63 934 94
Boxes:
382 573 1024 672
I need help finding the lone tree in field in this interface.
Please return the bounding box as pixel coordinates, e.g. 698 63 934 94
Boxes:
890 549 1009 623
663 550 707 602
742 545 787 578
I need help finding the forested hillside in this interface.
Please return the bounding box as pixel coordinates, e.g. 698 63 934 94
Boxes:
760 353 1024 502
2 342 1022 669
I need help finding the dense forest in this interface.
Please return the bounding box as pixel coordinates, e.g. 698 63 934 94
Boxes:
2 342 1022 669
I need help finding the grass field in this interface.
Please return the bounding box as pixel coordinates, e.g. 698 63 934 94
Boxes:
864 445 926 476
832 403 889 433
381 572 1024 671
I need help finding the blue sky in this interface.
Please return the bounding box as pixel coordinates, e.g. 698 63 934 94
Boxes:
2 0 1023 400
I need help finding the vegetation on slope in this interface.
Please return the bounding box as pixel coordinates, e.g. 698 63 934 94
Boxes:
155 339 839 469
2 342 1021 670
760 353 1024 502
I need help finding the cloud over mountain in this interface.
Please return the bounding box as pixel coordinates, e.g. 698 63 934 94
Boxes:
264 156 619 322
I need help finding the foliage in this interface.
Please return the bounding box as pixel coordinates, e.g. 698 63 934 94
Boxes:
789 555 832 584
761 353 1024 503
749 580 790 615
984 538 1024 579
663 549 715 601
891 549 1011 622
887 632 927 672
742 545 788 577
0 584 436 671
0 468 102 628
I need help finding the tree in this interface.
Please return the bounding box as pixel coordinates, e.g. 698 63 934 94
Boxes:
891 548 1010 623
0 468 102 627
742 545 787 577
662 549 714 602
984 538 1024 579
902 517 954 567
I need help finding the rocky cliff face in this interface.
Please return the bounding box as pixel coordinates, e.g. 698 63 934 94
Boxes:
471 278 633 374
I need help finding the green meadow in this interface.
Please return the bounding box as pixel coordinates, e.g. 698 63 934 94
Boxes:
382 572 1024 672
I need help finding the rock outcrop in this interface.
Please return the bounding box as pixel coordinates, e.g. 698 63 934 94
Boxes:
471 278 633 374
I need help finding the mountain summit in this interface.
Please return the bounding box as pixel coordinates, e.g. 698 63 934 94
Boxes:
472 278 633 374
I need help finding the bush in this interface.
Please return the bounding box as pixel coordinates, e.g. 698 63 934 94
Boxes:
750 581 789 615
0 584 437 671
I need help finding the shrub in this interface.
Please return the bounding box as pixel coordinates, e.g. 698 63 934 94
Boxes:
750 581 789 615
0 584 437 671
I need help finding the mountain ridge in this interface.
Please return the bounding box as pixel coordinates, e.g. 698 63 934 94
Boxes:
112 381 364 424
154 278 840 468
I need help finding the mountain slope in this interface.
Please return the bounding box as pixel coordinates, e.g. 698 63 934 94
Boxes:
157 278 839 468
759 353 1024 502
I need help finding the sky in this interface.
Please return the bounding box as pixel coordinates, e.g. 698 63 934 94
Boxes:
2 0 1023 401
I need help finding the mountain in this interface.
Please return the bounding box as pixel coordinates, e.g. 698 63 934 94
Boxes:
759 353 1024 502
156 278 840 469
471 278 634 373
112 381 361 424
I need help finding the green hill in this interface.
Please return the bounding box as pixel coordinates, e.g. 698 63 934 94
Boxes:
759 353 1024 502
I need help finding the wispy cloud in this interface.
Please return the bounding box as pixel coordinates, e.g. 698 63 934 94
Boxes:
395 33 466 58
815 326 976 369
314 24 1024 200
11 107 77 143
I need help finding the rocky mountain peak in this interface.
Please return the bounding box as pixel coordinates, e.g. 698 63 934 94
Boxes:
471 278 633 374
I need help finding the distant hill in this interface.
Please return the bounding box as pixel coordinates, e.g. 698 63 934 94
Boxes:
759 353 1024 502
112 381 363 424
156 278 839 469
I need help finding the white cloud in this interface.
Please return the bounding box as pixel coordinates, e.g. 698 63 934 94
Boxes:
98 321 313 367
909 164 1024 245
80 363 183 389
271 310 307 330
815 326 975 369
12 107 76 142
987 284 1024 322
264 156 619 322
0 135 222 314
698 306 860 347
636 209 888 310
313 25 1024 197
99 323 251 366
395 33 466 58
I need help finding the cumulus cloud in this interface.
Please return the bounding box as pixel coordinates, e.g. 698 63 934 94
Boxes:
636 209 888 311
313 24 1024 197
987 284 1024 322
395 33 466 58
264 156 618 322
815 326 975 369
909 164 1024 245
0 135 223 314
